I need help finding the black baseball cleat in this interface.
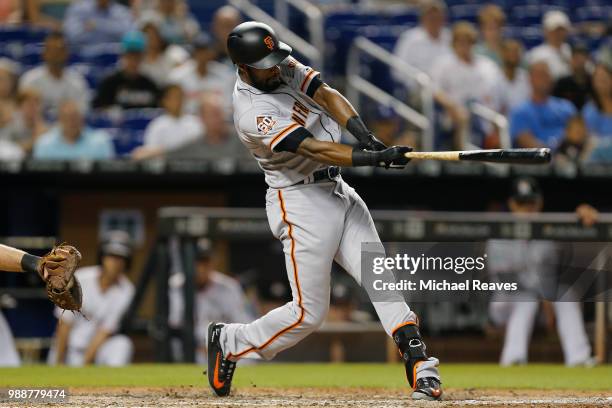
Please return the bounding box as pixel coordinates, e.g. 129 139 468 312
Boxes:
412 377 443 401
207 322 236 397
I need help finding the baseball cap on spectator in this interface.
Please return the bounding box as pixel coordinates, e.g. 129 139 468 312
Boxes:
511 177 542 203
543 10 571 32
122 31 147 53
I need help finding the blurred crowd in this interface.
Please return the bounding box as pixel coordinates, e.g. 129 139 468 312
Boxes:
0 0 245 161
390 0 611 161
0 0 609 164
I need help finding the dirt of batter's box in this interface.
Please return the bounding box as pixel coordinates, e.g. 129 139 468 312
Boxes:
37 386 610 408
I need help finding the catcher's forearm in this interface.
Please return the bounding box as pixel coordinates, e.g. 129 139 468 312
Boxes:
0 244 40 273
83 329 111 364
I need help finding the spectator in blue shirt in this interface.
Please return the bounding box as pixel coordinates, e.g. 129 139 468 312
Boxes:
33 100 114 160
64 0 134 47
510 61 576 148
583 63 612 139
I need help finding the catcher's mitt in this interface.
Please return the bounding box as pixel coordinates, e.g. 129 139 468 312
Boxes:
38 245 83 311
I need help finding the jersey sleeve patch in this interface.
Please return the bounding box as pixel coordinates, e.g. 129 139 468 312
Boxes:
256 115 277 135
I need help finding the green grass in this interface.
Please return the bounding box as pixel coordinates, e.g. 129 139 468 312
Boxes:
0 364 610 390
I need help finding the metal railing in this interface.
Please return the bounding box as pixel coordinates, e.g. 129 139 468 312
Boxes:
346 36 434 151
229 0 323 70
346 37 512 151
274 0 325 72
470 102 511 149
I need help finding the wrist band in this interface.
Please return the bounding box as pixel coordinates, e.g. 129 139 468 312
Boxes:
346 116 371 144
21 253 41 274
351 147 377 167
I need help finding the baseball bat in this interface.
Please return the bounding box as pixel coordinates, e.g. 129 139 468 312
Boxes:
405 148 551 164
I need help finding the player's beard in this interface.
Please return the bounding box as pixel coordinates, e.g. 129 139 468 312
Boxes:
247 69 282 92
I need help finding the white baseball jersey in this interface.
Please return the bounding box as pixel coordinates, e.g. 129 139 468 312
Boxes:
232 57 342 188
55 266 134 350
221 54 441 386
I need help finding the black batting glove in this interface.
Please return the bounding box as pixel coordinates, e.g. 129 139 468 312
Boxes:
352 145 413 169
365 134 387 151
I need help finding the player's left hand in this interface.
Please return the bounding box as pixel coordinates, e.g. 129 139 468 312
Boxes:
365 134 387 151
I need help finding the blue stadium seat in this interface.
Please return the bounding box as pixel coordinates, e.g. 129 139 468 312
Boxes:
20 44 43 66
122 108 162 131
449 4 481 23
86 111 115 129
111 128 144 157
575 5 612 22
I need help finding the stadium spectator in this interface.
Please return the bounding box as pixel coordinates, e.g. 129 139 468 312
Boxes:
510 61 576 148
0 311 20 366
211 5 242 65
10 89 48 155
48 231 135 366
168 238 252 363
169 33 234 115
139 17 189 87
552 43 593 111
33 100 115 160
582 63 612 139
556 115 592 164
132 84 201 160
430 21 502 148
493 39 530 114
64 0 134 47
92 31 160 110
138 0 199 45
167 92 246 160
0 0 61 28
487 177 594 367
393 0 451 75
0 0 20 23
527 10 572 80
431 22 501 107
19 32 90 115
474 4 506 66
0 59 20 159
0 58 18 106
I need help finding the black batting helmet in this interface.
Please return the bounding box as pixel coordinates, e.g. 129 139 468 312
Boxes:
227 21 292 69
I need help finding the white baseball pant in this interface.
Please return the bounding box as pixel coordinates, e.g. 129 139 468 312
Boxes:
0 312 20 367
48 334 133 366
220 177 439 380
495 301 592 366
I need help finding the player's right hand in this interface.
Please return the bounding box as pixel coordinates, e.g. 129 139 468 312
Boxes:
376 146 412 169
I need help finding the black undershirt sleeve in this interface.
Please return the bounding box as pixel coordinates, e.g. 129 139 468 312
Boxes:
305 75 323 98
274 127 312 153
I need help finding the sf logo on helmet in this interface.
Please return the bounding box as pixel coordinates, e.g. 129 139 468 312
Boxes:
264 35 275 50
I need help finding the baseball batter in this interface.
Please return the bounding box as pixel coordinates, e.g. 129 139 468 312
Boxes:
207 22 442 401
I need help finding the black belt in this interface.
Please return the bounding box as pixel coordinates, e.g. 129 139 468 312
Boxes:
294 166 341 185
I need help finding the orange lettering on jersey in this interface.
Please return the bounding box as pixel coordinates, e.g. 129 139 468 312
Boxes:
264 36 275 50
291 101 309 127
291 113 305 127
257 115 277 135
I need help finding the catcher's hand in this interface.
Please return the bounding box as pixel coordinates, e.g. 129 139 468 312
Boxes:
38 245 83 311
